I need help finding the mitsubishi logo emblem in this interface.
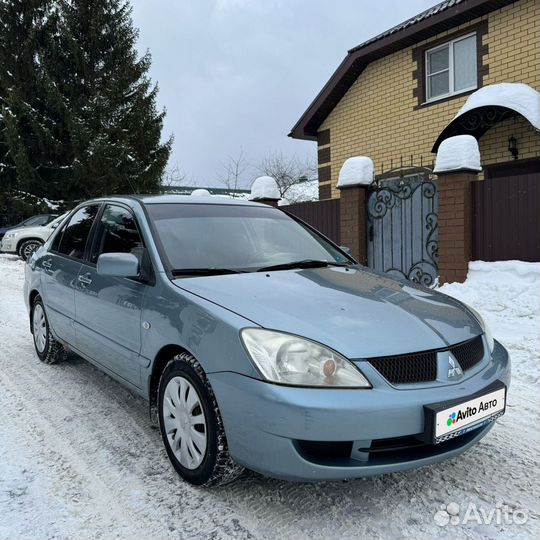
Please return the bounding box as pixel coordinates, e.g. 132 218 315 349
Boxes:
448 356 463 379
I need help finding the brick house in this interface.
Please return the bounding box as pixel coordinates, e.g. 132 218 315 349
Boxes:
289 0 539 283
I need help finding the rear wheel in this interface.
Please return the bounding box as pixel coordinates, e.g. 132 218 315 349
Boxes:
158 352 243 486
31 296 67 364
19 239 43 261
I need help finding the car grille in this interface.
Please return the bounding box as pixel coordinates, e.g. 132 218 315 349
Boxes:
368 350 437 384
450 335 484 371
367 335 485 384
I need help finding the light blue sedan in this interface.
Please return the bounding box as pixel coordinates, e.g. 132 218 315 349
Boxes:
24 195 510 486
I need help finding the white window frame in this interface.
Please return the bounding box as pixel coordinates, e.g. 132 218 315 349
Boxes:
425 32 477 103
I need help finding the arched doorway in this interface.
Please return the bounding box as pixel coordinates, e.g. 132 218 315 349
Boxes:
434 83 540 262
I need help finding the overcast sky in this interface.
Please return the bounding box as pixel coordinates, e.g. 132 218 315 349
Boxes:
131 0 434 187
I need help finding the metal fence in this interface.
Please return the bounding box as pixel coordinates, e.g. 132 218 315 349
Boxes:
473 167 540 262
281 199 341 245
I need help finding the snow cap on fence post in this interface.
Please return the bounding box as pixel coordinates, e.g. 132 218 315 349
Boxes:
337 156 374 189
191 188 211 196
249 176 281 207
434 135 482 174
336 156 372 266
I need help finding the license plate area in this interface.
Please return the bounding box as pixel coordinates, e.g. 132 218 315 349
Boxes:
423 380 506 444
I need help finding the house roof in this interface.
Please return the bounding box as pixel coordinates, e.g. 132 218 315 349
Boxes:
289 0 519 141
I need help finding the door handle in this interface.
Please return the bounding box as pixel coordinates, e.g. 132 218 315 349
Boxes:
78 274 93 286
42 259 52 269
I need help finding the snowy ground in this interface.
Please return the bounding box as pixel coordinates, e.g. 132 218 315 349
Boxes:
0 253 538 540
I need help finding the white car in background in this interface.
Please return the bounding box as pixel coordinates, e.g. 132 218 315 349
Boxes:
0 213 68 261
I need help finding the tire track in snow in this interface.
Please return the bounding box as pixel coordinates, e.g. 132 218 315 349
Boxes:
1 254 539 540
0 340 258 539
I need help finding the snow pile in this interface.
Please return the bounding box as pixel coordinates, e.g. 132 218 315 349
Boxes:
190 188 211 197
439 260 539 384
249 176 280 200
337 156 374 188
434 134 481 173
455 83 540 130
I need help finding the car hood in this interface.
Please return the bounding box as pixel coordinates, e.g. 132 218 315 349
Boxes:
7 224 52 238
173 266 482 359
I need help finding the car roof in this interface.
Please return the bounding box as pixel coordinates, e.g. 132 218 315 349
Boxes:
88 194 269 208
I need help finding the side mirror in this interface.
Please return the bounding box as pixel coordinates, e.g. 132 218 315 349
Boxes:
340 245 353 257
97 253 140 278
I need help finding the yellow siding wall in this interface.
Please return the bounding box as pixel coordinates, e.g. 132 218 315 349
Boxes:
319 0 540 198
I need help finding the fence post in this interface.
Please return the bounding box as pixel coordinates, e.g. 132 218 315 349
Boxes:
249 176 281 208
336 156 374 265
254 198 280 208
434 135 481 284
338 185 368 264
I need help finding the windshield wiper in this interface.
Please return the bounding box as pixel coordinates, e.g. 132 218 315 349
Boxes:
171 267 245 277
256 259 351 272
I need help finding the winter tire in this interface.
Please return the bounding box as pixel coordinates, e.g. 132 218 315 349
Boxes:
158 352 244 486
19 239 43 261
31 296 67 364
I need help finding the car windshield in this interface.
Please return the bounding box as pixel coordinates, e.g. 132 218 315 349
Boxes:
146 203 351 273
20 215 56 227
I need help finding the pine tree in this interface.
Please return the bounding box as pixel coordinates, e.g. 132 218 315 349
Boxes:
0 0 70 212
0 0 171 213
54 0 171 198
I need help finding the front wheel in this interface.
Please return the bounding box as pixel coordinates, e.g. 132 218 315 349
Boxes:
158 352 243 486
19 239 43 261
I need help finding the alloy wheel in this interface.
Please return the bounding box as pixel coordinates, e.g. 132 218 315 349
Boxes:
23 242 40 260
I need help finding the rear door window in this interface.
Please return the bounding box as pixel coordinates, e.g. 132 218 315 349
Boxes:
56 205 100 260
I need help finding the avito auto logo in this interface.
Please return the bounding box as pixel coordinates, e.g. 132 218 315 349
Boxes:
447 397 499 427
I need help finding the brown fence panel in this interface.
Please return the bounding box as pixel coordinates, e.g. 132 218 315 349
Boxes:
282 199 341 244
473 169 540 262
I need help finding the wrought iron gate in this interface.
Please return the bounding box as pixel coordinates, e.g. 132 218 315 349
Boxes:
367 172 438 286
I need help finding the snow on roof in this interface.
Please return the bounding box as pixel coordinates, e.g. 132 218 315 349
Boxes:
249 176 280 200
337 156 374 188
434 134 481 173
455 83 540 130
190 188 211 197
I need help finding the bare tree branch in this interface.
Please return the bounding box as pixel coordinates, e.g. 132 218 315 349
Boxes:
218 148 251 192
162 163 192 187
256 151 316 203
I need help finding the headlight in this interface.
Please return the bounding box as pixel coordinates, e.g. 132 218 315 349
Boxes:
6 232 15 238
241 328 371 388
466 305 494 353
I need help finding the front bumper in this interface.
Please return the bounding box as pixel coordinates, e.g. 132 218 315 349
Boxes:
208 340 510 481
